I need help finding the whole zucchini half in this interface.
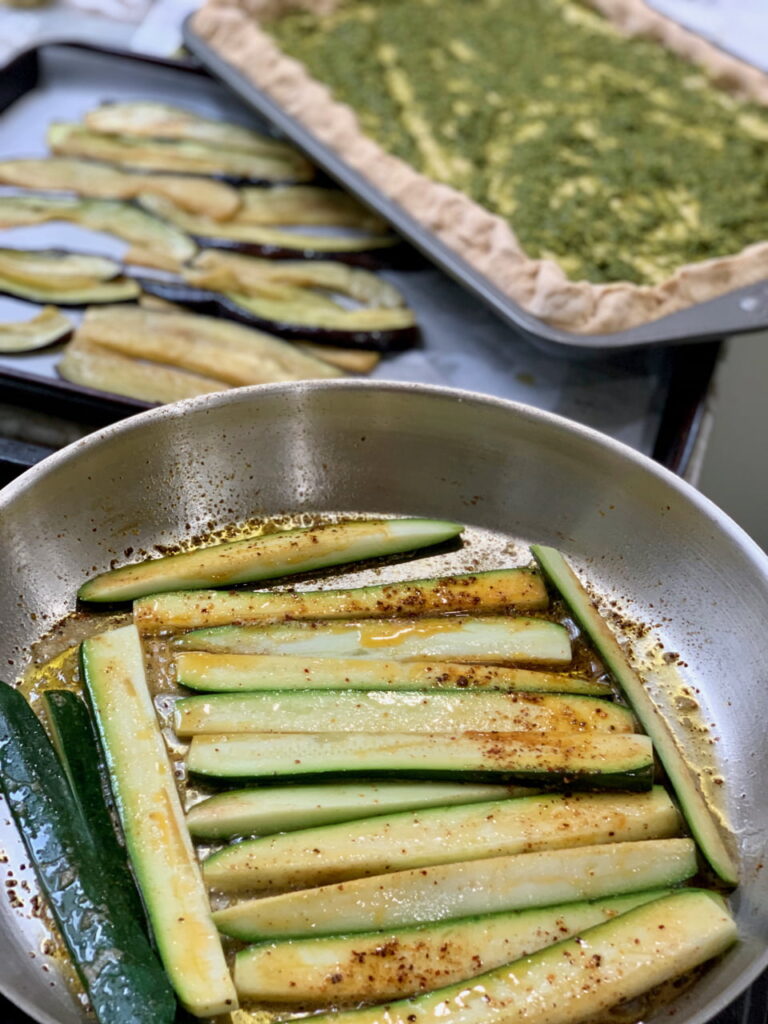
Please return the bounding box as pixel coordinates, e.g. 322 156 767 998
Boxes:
136 279 418 352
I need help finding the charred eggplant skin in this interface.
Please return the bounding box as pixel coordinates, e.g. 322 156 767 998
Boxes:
135 278 419 351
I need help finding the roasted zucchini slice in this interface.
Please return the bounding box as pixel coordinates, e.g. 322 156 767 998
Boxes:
49 122 313 184
0 158 241 220
85 101 299 160
0 195 196 272
77 305 343 385
0 307 72 352
58 339 229 404
186 250 405 307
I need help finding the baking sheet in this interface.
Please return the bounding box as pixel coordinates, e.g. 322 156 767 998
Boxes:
184 19 768 354
0 43 688 457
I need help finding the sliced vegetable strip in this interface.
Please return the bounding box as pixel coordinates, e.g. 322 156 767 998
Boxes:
186 781 541 839
135 567 547 632
233 889 673 1003
302 890 736 1024
79 518 463 603
176 616 571 664
187 730 654 788
202 788 679 893
0 307 71 352
531 544 739 886
212 838 698 939
175 652 610 695
81 625 237 1016
174 690 634 737
0 157 241 220
0 684 176 1024
43 689 145 928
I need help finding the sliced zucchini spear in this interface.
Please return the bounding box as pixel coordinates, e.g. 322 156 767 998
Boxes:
0 195 196 272
134 566 548 631
531 544 739 886
186 250 406 307
85 100 301 160
174 690 635 738
0 248 139 305
76 305 342 386
174 652 611 695
49 121 313 183
212 837 698 939
81 625 237 1016
136 277 417 351
0 306 72 352
175 616 572 664
0 157 241 220
301 890 736 1024
202 788 678 893
233 889 673 1003
58 338 229 405
187 730 653 788
0 684 176 1024
78 518 463 603
186 781 542 840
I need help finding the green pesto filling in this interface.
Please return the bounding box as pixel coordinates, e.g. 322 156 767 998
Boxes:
270 0 768 286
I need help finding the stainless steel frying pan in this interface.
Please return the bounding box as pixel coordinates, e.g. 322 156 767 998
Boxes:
1 380 766 1024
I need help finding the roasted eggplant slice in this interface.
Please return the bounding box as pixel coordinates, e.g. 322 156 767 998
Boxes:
0 306 72 352
0 249 138 304
0 158 241 221
58 339 230 404
298 342 381 373
77 306 343 384
49 123 313 184
139 194 397 256
0 195 197 272
0 248 121 288
85 101 299 161
185 250 405 307
136 279 418 352
237 186 385 230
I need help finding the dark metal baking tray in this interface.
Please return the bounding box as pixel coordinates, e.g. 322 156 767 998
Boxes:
184 20 768 354
0 40 717 472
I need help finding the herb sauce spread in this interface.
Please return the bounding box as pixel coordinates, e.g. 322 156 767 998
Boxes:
270 0 768 285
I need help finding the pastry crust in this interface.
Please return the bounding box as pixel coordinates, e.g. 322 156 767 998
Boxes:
192 0 768 334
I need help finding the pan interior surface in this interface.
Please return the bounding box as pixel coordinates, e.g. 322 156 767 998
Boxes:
0 380 766 1024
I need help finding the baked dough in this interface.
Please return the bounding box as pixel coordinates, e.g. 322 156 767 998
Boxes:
192 0 768 334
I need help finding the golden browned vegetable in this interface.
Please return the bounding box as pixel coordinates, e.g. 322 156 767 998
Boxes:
0 307 72 352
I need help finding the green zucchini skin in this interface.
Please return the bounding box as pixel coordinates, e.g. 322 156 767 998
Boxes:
187 729 654 788
174 690 635 738
301 890 737 1024
0 684 176 1024
81 625 238 1016
134 567 549 632
175 652 612 695
531 544 739 886
233 889 674 1002
78 518 463 603
202 788 679 893
186 781 542 840
176 615 572 665
42 689 146 929
212 838 698 940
